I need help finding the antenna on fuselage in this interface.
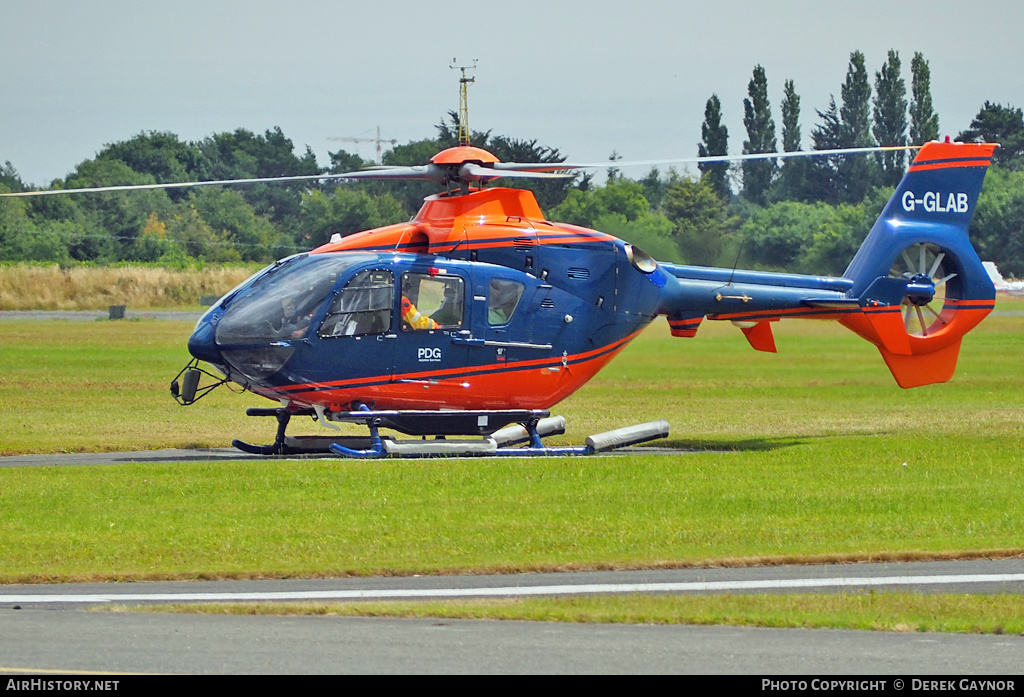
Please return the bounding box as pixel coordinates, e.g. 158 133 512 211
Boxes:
450 58 478 146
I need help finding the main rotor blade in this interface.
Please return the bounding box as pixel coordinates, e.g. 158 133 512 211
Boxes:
0 165 447 197
459 163 574 182
1 144 919 197
492 145 920 172
340 164 447 182
0 173 339 197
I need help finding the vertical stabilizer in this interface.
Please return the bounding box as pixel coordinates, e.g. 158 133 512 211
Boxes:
839 141 997 387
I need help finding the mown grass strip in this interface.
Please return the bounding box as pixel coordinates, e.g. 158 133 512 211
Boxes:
109 592 1024 635
2 439 1022 582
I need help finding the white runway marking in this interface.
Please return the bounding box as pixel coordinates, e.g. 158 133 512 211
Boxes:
3 573 1023 604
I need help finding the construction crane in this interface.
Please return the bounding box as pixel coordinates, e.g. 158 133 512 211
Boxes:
327 126 397 164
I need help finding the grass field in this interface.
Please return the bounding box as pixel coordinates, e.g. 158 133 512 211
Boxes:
1 304 1022 631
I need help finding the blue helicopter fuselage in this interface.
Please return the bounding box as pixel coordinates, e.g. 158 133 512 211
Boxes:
188 230 668 411
185 140 999 415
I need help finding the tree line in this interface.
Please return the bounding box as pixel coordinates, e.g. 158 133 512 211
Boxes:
691 51 1024 274
0 119 574 268
1 51 1023 275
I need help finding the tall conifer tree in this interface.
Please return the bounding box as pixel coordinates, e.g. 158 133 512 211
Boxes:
698 94 730 199
840 52 873 148
781 80 802 153
775 79 809 200
872 50 908 187
741 65 777 205
808 97 843 203
838 51 875 202
910 52 940 145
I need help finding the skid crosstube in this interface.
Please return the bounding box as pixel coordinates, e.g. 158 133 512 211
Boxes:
232 407 668 457
326 408 551 436
233 407 550 455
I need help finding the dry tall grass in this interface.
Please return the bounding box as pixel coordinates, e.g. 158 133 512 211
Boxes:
0 264 260 310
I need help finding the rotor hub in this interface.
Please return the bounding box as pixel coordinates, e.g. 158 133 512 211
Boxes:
905 273 936 306
430 146 499 166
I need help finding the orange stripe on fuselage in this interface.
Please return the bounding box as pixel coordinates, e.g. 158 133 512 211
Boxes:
258 328 645 411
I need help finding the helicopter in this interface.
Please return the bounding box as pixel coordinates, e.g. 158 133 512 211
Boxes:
159 136 995 457
2 132 999 457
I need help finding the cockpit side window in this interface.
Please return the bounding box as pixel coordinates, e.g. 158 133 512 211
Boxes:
319 269 394 337
487 279 525 325
400 272 464 331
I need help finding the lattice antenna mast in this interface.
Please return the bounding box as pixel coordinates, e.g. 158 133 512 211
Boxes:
450 59 478 146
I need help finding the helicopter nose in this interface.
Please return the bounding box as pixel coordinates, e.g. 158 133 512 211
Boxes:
188 312 223 365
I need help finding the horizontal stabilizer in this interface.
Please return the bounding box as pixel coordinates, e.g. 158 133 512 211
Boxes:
737 320 778 353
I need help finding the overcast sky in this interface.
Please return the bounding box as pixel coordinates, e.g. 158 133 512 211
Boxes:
2 0 1021 185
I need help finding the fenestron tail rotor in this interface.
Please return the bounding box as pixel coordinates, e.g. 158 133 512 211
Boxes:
889 242 959 337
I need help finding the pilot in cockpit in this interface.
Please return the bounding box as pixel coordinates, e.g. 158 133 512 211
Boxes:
429 283 463 327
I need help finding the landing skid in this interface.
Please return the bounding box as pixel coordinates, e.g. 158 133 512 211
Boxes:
232 408 341 456
232 407 669 458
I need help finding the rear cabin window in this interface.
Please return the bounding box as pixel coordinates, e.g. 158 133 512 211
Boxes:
319 269 394 337
400 273 464 330
487 279 525 325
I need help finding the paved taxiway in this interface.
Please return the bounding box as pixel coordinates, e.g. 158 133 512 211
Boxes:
2 608 1022 674
1 561 1022 674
